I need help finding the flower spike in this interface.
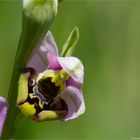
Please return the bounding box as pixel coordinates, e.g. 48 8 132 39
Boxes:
17 29 85 121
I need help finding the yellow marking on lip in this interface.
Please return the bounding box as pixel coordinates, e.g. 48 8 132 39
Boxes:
17 73 29 104
37 110 66 121
29 93 43 109
19 102 36 117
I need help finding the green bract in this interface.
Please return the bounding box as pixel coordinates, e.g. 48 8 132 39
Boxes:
60 27 79 57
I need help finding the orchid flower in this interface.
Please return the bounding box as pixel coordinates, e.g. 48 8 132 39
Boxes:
17 31 85 121
0 97 8 136
0 1 85 138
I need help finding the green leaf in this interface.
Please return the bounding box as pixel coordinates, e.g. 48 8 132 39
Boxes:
60 27 79 57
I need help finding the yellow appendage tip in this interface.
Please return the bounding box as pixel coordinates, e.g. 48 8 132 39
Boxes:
19 102 36 117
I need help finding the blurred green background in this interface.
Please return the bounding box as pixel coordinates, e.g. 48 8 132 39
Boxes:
1 0 140 139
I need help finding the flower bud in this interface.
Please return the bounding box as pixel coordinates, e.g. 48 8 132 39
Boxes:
23 0 58 23
16 0 58 67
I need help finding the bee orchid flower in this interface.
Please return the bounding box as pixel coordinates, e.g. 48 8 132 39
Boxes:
17 31 85 121
0 97 8 136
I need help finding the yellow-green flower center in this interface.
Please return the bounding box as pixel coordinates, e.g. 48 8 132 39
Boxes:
37 69 69 101
18 68 69 119
38 77 60 101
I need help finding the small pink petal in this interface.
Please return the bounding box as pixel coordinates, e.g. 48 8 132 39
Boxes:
47 53 61 70
27 31 58 73
59 86 85 121
0 97 8 136
58 57 84 84
66 77 81 89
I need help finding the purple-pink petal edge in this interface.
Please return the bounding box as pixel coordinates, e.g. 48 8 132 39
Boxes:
0 97 8 136
59 86 85 121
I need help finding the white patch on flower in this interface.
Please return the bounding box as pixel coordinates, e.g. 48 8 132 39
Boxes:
58 57 84 84
76 94 85 116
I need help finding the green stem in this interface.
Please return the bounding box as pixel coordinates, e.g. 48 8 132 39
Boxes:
1 18 49 139
1 12 53 139
1 35 27 139
1 1 58 138
12 112 25 137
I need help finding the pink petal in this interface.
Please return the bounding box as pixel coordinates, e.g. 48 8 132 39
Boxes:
27 31 58 73
27 50 48 73
58 57 84 84
42 31 58 56
47 53 61 70
66 77 81 89
59 86 85 121
0 97 8 136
